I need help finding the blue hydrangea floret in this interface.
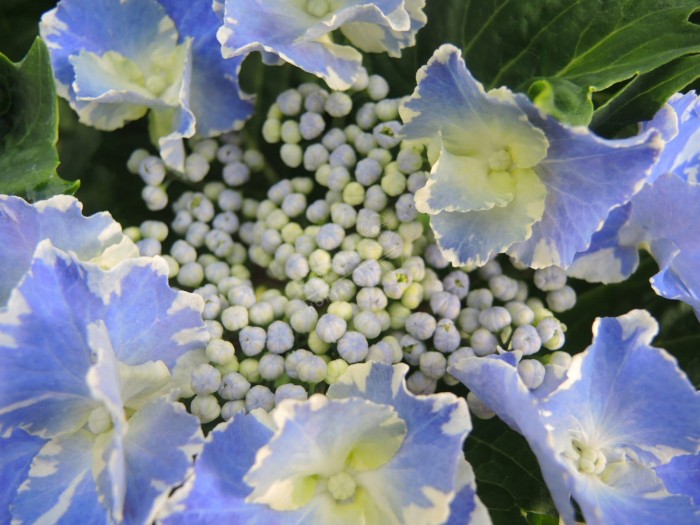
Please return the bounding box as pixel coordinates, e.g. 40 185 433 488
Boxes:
449 310 700 525
400 44 663 269
0 237 209 523
40 0 253 170
162 362 490 525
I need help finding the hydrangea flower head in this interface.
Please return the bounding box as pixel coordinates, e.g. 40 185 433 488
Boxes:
162 362 490 525
0 240 209 523
569 92 700 317
40 0 253 170
217 0 427 90
0 194 138 306
400 44 663 269
449 310 700 525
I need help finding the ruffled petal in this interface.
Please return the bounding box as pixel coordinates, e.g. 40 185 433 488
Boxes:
400 44 548 165
429 168 546 266
39 0 179 99
98 256 208 368
623 173 700 317
328 363 473 525
0 195 137 306
157 0 254 137
644 92 700 183
219 0 424 90
567 204 639 284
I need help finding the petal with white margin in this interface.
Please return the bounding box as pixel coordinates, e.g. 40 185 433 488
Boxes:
0 244 101 438
430 168 546 267
10 431 106 524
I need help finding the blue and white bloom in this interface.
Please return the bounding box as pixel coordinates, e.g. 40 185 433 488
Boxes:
162 362 489 525
569 92 700 317
0 194 138 307
217 0 427 90
40 0 253 170
449 310 700 525
400 44 663 269
0 243 209 524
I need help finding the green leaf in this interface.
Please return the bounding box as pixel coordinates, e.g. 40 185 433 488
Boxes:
528 78 594 126
0 37 78 201
591 53 700 135
461 0 700 89
466 417 558 525
456 0 700 126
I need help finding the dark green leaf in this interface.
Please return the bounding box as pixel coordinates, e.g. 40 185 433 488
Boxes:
0 37 78 200
449 0 700 127
460 0 700 90
592 53 700 135
466 417 558 525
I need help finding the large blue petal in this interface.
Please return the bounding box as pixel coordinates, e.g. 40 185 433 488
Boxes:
10 431 107 524
0 429 46 524
543 311 700 466
99 257 208 368
0 245 102 437
507 98 662 268
644 92 700 183
161 413 277 525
